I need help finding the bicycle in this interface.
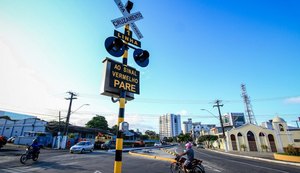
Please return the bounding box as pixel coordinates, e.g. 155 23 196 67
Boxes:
170 155 205 173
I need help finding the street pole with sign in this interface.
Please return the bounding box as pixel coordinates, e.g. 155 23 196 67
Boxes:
101 1 149 173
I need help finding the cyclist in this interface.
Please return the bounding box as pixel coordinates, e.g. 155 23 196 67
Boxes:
177 142 194 173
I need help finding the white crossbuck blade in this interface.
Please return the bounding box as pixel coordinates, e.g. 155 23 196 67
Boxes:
113 0 143 40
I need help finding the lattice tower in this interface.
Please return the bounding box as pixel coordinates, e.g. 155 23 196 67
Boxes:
241 84 257 125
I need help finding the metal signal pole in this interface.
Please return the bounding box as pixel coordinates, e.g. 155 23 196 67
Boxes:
114 24 130 173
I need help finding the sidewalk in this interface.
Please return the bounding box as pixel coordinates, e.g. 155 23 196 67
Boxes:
129 148 176 163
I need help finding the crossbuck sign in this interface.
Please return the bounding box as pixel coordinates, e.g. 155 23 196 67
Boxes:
113 0 143 40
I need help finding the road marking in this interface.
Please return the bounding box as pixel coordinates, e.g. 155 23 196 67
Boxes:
60 161 79 166
1 166 41 173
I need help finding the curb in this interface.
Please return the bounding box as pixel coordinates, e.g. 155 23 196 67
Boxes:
128 151 175 163
207 149 300 167
160 148 177 156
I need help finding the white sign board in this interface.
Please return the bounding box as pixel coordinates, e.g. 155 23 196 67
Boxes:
111 11 143 28
114 0 143 40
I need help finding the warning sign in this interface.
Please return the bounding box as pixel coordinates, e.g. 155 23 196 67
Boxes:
109 60 140 94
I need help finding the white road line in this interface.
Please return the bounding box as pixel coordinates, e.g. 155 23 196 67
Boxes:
204 165 222 172
60 161 79 166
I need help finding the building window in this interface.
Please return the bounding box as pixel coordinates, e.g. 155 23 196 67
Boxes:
279 124 284 131
259 132 265 137
237 132 242 136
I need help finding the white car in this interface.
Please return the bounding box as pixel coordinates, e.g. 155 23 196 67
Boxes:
154 142 162 147
70 141 94 154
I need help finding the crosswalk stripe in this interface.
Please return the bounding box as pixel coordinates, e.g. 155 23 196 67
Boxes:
1 166 42 173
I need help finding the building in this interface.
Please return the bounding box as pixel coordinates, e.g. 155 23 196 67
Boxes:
216 116 300 153
223 112 246 128
182 118 193 134
159 113 181 140
0 117 47 138
0 110 35 120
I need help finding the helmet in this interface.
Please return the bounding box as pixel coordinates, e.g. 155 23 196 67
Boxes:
185 142 192 149
32 138 38 144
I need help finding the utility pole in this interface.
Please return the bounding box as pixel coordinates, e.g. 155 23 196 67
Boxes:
64 91 77 136
58 111 61 132
213 100 228 152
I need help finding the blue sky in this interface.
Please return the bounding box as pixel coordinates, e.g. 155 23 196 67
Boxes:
0 0 299 133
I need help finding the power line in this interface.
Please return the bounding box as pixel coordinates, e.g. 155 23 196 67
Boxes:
78 92 300 104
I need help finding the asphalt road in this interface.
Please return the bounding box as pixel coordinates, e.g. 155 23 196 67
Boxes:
1 145 300 173
189 146 300 173
0 147 170 173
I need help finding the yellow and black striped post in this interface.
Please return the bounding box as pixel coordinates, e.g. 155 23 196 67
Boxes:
114 24 129 173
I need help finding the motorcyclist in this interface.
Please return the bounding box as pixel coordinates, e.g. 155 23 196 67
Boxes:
30 138 40 155
177 142 194 173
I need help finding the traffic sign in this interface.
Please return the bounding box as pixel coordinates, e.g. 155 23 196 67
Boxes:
114 0 143 40
111 11 143 29
114 30 141 48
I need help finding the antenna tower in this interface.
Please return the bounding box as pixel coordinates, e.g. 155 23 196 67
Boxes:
241 84 257 125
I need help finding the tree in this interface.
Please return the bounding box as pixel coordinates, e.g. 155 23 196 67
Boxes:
198 135 218 148
177 133 192 143
109 124 118 135
145 130 158 140
85 115 108 130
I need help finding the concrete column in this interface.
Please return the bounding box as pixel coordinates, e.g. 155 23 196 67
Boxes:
255 133 262 152
236 135 241 151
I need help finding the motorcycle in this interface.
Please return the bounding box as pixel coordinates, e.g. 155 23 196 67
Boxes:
20 145 40 164
170 155 205 173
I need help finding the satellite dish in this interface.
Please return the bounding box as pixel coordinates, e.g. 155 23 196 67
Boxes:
133 49 149 67
104 37 125 57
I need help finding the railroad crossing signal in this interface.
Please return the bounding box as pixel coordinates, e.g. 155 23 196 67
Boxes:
102 1 150 173
113 0 143 39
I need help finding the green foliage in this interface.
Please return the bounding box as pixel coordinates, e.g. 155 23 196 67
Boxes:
140 135 149 140
240 144 247 151
109 125 118 135
197 135 218 143
85 115 108 130
68 133 75 139
177 133 192 143
261 144 268 152
285 144 300 156
145 130 159 140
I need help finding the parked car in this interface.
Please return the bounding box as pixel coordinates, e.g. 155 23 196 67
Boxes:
133 140 145 147
154 142 162 147
101 140 116 150
7 137 16 143
197 143 205 149
70 141 94 154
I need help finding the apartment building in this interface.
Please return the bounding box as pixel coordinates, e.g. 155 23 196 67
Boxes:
159 113 181 139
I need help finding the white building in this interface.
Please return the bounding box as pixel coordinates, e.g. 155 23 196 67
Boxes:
182 118 193 134
159 113 181 139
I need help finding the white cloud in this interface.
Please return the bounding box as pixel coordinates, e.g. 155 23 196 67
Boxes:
284 97 300 104
178 109 188 116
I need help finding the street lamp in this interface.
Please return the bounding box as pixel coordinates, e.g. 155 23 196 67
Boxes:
200 109 219 120
72 104 90 114
64 103 90 135
200 108 228 152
